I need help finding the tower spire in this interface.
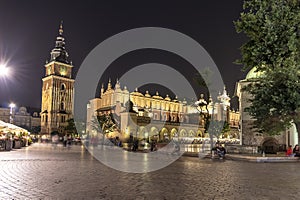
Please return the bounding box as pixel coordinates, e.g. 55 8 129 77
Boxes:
107 78 112 90
49 21 69 64
59 20 63 35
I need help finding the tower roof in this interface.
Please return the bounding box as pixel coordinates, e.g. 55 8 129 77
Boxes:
245 67 264 80
49 21 70 64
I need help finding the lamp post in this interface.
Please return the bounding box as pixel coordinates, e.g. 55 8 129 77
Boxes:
195 94 215 152
9 103 15 124
195 94 208 153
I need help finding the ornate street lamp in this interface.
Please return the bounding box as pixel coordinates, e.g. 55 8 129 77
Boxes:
195 94 208 127
195 94 216 153
195 94 207 113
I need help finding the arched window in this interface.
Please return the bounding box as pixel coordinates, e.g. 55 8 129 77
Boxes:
60 102 65 110
61 83 66 91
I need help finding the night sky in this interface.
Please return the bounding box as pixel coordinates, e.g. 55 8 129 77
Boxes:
0 1 247 110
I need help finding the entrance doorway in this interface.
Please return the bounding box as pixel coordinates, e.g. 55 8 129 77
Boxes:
262 138 279 154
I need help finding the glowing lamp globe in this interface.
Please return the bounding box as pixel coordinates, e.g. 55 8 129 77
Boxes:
0 64 9 77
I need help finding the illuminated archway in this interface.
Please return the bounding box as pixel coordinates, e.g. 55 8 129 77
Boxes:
149 127 159 141
189 130 196 137
137 126 148 139
197 130 203 137
179 129 187 137
160 127 169 141
171 128 178 138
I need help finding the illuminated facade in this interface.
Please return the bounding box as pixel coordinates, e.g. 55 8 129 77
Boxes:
236 67 296 152
86 80 240 142
40 22 74 135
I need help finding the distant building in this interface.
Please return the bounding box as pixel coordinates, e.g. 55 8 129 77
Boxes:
0 106 40 132
86 80 240 142
0 107 10 123
40 22 74 135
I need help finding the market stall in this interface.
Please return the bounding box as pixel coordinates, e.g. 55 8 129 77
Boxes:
0 120 30 150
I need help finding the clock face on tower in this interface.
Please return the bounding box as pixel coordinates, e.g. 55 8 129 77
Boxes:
60 66 67 76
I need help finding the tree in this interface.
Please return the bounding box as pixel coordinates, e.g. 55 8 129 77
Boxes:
65 118 77 137
221 121 231 135
235 0 300 137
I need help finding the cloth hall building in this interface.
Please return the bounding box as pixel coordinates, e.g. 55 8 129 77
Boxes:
86 80 240 142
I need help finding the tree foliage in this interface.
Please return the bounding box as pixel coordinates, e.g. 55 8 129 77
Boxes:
235 0 300 135
65 118 77 136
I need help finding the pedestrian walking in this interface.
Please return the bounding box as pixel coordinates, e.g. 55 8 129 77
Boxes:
52 134 59 149
67 134 72 149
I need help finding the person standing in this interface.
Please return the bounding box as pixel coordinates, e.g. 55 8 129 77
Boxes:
132 139 138 152
150 140 155 152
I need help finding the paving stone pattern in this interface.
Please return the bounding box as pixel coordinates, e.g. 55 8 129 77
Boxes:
1 143 300 199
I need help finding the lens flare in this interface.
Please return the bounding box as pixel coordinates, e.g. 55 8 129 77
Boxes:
0 64 9 77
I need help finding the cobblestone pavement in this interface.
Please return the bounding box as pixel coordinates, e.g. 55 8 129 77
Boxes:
1 143 300 200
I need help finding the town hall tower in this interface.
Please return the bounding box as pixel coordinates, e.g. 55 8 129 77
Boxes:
40 22 74 135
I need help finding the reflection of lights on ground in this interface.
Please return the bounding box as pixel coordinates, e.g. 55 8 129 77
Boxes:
0 64 9 77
